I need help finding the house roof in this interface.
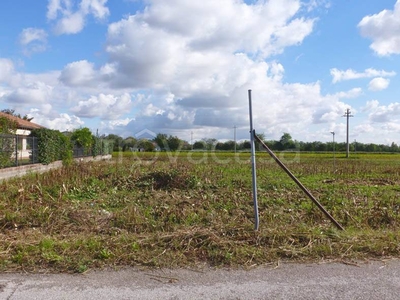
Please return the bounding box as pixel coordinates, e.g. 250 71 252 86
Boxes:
0 112 44 130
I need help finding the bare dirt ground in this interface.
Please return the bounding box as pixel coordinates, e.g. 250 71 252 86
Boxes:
1 259 400 300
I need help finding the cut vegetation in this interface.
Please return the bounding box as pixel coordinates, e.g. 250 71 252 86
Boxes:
0 152 400 273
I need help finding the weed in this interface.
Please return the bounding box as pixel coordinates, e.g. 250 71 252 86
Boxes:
0 152 400 272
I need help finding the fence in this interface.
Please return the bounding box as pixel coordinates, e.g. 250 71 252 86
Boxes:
0 134 39 168
0 134 105 169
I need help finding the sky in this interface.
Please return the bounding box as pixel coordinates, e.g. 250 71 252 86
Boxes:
1 0 400 145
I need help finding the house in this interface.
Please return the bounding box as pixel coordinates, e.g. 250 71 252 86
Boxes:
0 112 44 159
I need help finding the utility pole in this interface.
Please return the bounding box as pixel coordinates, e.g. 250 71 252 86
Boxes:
343 108 353 158
191 131 193 150
233 125 237 153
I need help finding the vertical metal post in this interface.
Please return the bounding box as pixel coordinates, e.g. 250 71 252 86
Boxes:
15 135 18 166
346 110 349 157
33 137 36 163
248 90 259 230
330 131 335 173
234 125 237 153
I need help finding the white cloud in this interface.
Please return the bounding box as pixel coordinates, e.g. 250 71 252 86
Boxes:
368 101 400 123
330 68 396 83
0 59 15 82
59 60 120 88
102 0 315 89
19 28 47 45
334 88 363 99
368 77 390 91
140 0 312 57
29 109 85 131
142 103 164 117
80 0 109 19
0 67 77 120
305 0 331 12
99 118 134 136
358 0 400 56
0 60 120 130
19 28 48 55
381 122 400 132
71 93 132 119
54 12 85 35
3 82 53 104
47 0 65 20
362 100 379 112
3 1 365 143
353 121 400 144
47 0 109 35
59 60 96 86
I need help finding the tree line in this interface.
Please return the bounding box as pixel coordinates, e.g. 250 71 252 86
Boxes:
105 132 400 153
1 109 398 154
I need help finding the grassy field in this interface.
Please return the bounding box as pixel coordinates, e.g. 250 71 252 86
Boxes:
0 151 400 273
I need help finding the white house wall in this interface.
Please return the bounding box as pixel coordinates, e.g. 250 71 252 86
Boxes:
16 129 31 136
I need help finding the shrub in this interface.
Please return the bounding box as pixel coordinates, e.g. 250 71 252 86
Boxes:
30 128 72 165
0 117 17 167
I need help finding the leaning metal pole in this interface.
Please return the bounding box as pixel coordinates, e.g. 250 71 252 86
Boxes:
254 133 344 231
248 90 259 230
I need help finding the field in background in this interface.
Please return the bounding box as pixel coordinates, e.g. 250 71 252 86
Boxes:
0 151 399 273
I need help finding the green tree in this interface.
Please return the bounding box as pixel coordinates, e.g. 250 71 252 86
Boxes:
137 139 155 151
193 141 206 150
167 135 182 151
240 140 251 150
123 136 137 151
279 133 295 150
255 132 266 150
154 133 168 150
365 143 377 152
262 140 275 150
71 127 93 155
0 116 17 133
215 140 236 151
202 138 218 150
106 134 124 151
390 142 399 152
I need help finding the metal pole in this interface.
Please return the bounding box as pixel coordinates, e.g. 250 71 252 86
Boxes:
248 90 259 230
330 131 335 173
234 125 237 153
346 110 349 157
254 133 344 231
15 135 18 166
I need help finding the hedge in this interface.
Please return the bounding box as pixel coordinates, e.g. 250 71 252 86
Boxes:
30 128 72 165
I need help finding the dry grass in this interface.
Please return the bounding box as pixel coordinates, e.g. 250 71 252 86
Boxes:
0 152 400 273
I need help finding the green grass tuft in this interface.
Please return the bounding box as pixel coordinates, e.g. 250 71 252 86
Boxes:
0 153 400 272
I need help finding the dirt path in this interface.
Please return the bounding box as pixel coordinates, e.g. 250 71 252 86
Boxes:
1 259 399 299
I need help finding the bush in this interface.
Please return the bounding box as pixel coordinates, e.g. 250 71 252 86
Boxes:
30 129 72 165
0 117 17 168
